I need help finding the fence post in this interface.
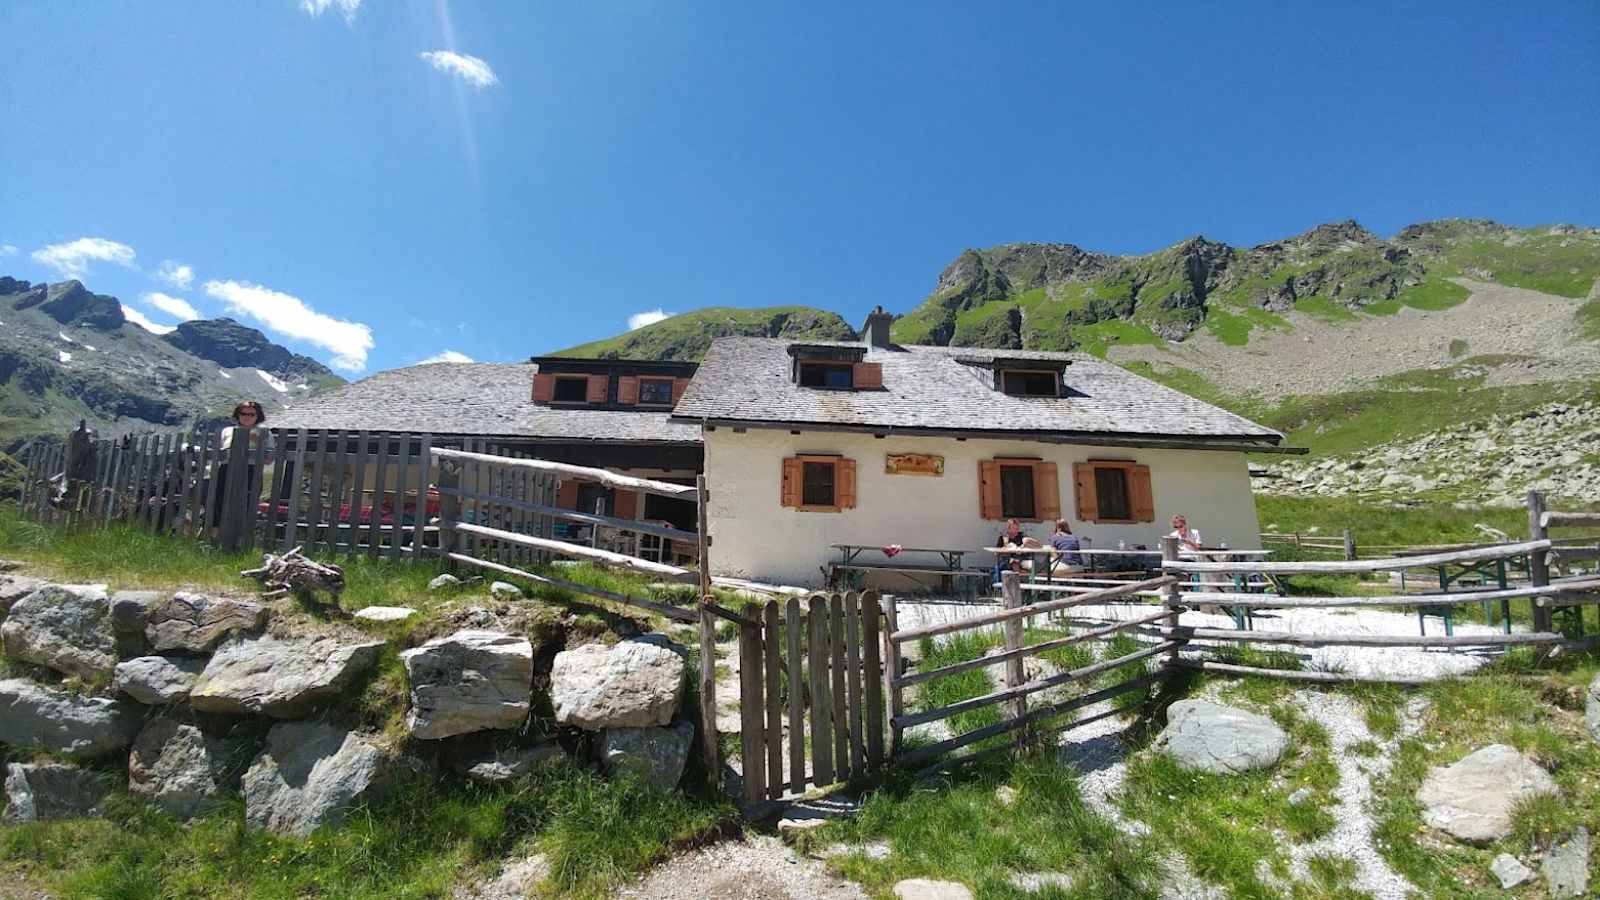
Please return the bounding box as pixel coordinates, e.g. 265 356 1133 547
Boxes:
1161 536 1185 670
694 475 720 777
64 421 95 525
882 593 902 760
1528 491 1552 635
1000 572 1028 748
437 457 461 568
1342 528 1356 561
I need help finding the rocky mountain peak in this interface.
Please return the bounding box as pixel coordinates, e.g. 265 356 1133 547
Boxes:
161 318 334 379
36 280 126 330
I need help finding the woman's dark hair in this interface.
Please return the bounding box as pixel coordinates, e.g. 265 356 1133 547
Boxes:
1055 519 1071 533
232 401 265 424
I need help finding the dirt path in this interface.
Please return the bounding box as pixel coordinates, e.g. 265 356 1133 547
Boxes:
615 836 868 900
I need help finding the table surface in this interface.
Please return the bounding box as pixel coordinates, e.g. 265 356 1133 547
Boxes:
830 544 973 554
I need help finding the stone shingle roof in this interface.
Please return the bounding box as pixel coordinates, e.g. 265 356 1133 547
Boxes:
272 363 701 444
672 338 1284 445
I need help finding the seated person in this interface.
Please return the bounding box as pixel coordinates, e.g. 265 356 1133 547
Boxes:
1047 519 1083 574
1169 513 1203 550
996 518 1041 573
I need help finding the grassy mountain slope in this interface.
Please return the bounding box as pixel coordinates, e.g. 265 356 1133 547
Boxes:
551 305 855 360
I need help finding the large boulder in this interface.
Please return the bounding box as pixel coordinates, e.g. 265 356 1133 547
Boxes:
1417 744 1558 843
114 655 205 705
190 635 383 719
0 574 47 625
2 762 116 823
0 678 140 759
599 720 694 791
550 638 685 730
242 721 392 837
146 592 268 654
109 589 162 657
1 583 116 680
1156 700 1288 774
128 717 241 820
401 630 533 739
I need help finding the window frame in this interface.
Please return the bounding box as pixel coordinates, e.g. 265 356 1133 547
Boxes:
797 361 855 390
636 377 675 406
1092 465 1132 522
551 375 590 404
998 462 1038 519
788 453 855 513
999 368 1060 397
1075 459 1151 524
800 459 838 509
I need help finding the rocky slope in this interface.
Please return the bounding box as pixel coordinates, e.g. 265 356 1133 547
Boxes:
0 276 343 450
553 305 855 361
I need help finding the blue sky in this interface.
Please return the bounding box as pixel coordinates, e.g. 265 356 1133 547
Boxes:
3 1 1597 376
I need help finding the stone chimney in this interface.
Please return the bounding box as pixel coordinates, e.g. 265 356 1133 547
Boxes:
860 305 894 348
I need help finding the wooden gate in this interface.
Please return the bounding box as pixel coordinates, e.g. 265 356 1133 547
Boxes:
735 590 886 803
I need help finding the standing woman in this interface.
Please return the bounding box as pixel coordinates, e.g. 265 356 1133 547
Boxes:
212 401 274 526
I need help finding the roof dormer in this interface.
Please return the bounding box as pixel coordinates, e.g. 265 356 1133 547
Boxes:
955 354 1071 397
787 343 882 391
530 357 696 408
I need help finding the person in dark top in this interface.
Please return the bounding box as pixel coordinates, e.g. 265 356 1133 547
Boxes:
1048 519 1083 573
996 517 1039 574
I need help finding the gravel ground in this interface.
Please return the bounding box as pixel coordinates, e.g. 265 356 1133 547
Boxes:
615 835 869 900
1108 279 1600 401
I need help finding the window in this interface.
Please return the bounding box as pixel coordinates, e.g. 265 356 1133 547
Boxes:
553 377 588 403
781 455 858 511
1001 370 1058 397
799 362 854 389
1072 460 1154 523
978 458 1059 521
638 377 674 405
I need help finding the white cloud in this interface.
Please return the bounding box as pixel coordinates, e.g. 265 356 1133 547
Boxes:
300 0 360 22
420 51 499 88
0 244 17 256
155 260 194 290
627 308 674 330
141 291 201 321
30 237 137 279
120 303 177 335
203 278 374 372
418 350 474 365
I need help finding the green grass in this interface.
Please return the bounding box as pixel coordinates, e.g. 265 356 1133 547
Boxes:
0 761 732 899
1069 320 1164 358
1424 228 1600 298
1362 279 1471 316
1255 495 1528 547
916 631 1004 738
1578 296 1600 341
552 305 854 361
1202 307 1289 347
1291 296 1358 324
794 753 1159 898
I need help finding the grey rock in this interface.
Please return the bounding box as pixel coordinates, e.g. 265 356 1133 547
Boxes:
401 630 533 739
1156 700 1288 774
1417 744 1558 843
146 591 268 654
353 606 416 622
1287 787 1313 806
109 589 161 656
0 574 47 625
1 583 116 680
3 762 115 823
489 581 521 600
128 717 240 820
1008 872 1075 893
892 879 974 900
1542 827 1589 898
114 655 205 705
456 743 565 783
190 635 383 719
599 720 694 791
427 574 462 592
0 677 140 759
242 721 389 837
550 638 685 730
1586 673 1600 743
1491 853 1533 889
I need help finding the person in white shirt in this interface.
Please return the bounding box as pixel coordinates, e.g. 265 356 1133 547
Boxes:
1168 513 1203 550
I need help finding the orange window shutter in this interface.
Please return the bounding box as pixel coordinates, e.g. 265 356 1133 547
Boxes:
586 375 609 404
614 489 638 520
1035 462 1061 521
556 480 579 509
1072 463 1098 522
532 374 556 404
780 458 803 508
671 377 690 404
978 460 1002 519
837 458 857 508
1130 464 1155 522
617 376 639 405
851 362 883 390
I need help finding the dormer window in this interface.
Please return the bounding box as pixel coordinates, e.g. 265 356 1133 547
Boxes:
638 377 675 405
552 376 590 403
1001 369 1059 397
799 362 854 389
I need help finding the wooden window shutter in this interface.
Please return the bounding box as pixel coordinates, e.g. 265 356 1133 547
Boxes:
851 362 883 390
556 480 579 509
532 373 556 404
780 458 803 508
586 375 609 404
617 376 640 405
1035 462 1061 521
671 377 690 404
1130 464 1155 522
837 459 857 509
1072 463 1098 521
614 489 638 520
978 460 1002 520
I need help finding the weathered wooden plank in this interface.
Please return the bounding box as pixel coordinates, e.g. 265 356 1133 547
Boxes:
1544 511 1600 530
101 441 124 526
303 431 329 554
409 434 432 557
1169 658 1439 685
738 620 766 805
1166 540 1552 574
168 432 192 535
446 552 697 623
185 432 209 537
1001 574 1027 747
127 435 149 529
366 434 389 558
344 431 369 556
1178 581 1600 608
431 486 702 545
326 429 350 553
786 597 806 793
244 427 269 551
264 429 290 549
899 608 1175 688
447 522 697 582
808 594 834 786
763 600 784 800
882 594 903 760
828 593 849 783
220 429 251 550
164 433 185 535
892 575 1177 643
432 446 697 498
861 590 884 770
1162 625 1571 648
281 429 308 553
387 433 410 561
844 591 866 776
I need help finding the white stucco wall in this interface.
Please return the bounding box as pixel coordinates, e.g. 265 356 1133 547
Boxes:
704 428 1263 587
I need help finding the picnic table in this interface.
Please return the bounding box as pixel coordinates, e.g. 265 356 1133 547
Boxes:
828 544 991 596
1396 544 1520 636
1177 547 1275 630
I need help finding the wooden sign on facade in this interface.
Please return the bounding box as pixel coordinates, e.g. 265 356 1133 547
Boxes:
885 453 944 476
